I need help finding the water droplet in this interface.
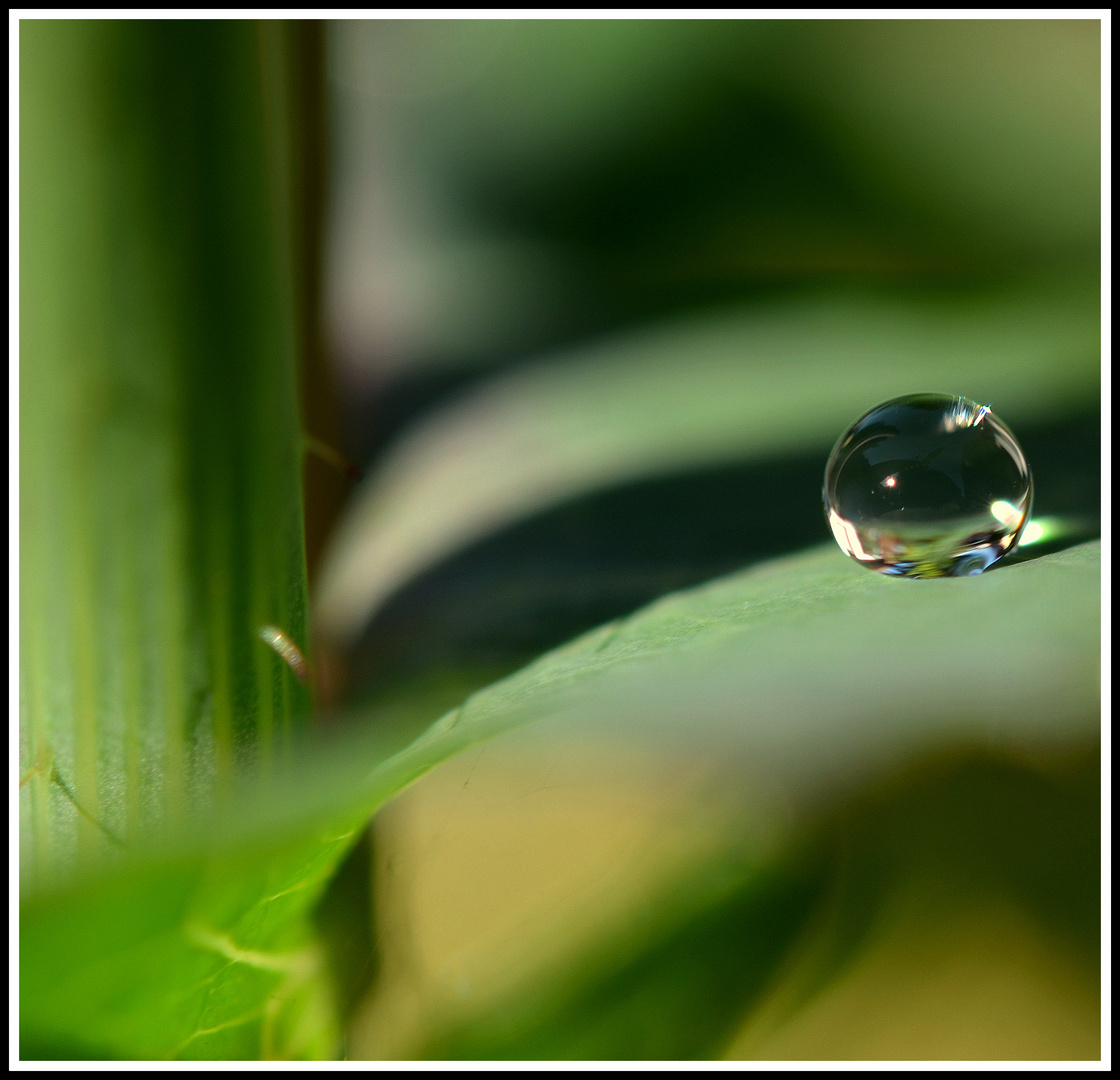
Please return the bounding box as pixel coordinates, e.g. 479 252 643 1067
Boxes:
823 394 1033 578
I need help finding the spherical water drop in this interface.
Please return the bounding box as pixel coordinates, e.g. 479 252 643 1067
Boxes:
823 393 1033 578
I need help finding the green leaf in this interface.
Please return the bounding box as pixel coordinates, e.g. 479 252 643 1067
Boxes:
20 541 1098 1058
19 19 321 1058
20 20 1100 1063
357 542 1099 1061
19 701 423 1059
366 541 1099 801
19 824 346 1059
313 281 1099 646
341 538 1096 1058
20 18 310 878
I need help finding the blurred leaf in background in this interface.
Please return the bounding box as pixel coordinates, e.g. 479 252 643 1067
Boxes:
325 20 1099 418
317 16 1102 1062
19 15 1102 1063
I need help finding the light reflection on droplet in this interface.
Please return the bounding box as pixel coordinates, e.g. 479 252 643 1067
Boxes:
990 500 1022 528
823 393 1033 578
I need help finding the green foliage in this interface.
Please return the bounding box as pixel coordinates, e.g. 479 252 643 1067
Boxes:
314 280 1099 647
20 539 1099 1058
378 540 1099 774
20 18 309 877
19 18 1100 1062
19 19 319 1058
418 747 1099 1060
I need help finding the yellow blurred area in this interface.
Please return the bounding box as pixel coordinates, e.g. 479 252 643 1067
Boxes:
348 731 788 1059
348 733 1099 1061
725 886 1100 1061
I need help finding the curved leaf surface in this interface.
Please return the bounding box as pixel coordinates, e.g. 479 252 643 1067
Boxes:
314 283 1099 644
372 541 1100 804
21 541 1099 1058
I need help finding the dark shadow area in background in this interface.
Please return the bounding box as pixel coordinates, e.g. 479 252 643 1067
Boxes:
460 88 934 282
343 409 1100 706
313 824 377 1052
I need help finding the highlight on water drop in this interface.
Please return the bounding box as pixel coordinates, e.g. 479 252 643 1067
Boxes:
823 393 1033 578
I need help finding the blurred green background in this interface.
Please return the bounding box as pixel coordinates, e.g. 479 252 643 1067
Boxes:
19 17 1101 1062
314 18 1101 1061
320 18 1101 691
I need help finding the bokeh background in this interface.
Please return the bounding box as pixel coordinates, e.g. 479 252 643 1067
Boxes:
301 18 1102 1061
20 16 1101 1062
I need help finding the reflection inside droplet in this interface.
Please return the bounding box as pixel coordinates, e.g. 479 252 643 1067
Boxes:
823 393 1033 578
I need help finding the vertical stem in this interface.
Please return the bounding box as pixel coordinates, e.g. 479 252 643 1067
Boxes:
20 19 311 878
